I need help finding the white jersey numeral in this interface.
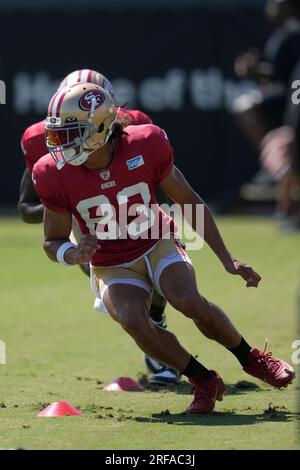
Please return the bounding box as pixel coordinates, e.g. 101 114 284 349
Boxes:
76 183 154 240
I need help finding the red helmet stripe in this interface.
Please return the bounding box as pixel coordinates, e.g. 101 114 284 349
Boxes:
80 69 89 82
77 70 82 82
48 91 59 117
55 89 69 117
49 83 84 117
87 69 93 82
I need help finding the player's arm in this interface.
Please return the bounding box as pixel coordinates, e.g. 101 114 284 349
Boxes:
159 165 261 288
43 208 98 265
18 169 44 224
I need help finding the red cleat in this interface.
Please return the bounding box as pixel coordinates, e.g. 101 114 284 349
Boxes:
244 342 295 388
186 371 226 414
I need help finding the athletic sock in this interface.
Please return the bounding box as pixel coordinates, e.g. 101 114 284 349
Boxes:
228 337 252 367
181 355 214 380
149 303 166 326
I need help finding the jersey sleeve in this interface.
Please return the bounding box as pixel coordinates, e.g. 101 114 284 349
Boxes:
120 108 153 126
150 126 174 183
128 109 153 125
21 125 48 173
32 160 70 213
20 130 36 173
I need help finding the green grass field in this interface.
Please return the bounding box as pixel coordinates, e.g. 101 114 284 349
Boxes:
0 216 299 450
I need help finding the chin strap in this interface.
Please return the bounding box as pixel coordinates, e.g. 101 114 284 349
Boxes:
103 106 120 145
86 105 120 152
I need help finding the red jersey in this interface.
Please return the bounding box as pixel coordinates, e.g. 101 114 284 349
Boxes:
32 125 174 266
118 108 152 126
21 109 152 173
20 119 47 173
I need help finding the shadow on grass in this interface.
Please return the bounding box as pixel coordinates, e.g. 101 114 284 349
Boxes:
133 408 300 426
139 376 264 397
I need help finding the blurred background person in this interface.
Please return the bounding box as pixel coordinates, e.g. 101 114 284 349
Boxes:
233 0 300 216
260 59 300 227
234 0 300 148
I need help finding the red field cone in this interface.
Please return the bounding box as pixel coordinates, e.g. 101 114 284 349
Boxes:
37 401 81 417
104 377 144 392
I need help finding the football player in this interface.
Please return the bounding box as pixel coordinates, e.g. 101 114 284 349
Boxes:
18 69 180 385
32 83 295 414
18 69 150 225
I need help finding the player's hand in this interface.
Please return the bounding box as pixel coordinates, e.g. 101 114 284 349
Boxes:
224 258 261 288
65 234 99 265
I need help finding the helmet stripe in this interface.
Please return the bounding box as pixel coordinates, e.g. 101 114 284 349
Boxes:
81 69 90 82
55 89 69 117
77 70 82 82
50 83 80 117
50 86 71 117
50 89 65 117
87 69 93 83
48 91 59 116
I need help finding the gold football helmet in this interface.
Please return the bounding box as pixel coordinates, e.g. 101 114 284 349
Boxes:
58 69 114 100
46 83 118 169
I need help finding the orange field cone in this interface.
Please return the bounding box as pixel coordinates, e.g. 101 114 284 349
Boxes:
37 401 81 417
103 377 144 392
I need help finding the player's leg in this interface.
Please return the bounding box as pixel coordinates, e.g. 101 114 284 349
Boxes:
160 261 242 348
157 255 295 389
104 283 225 414
92 265 225 413
92 264 179 384
91 265 190 369
145 289 181 385
144 188 186 384
103 283 193 371
147 189 183 383
147 238 189 386
149 239 241 348
149 289 166 327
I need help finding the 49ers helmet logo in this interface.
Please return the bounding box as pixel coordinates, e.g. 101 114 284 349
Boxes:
79 89 105 111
